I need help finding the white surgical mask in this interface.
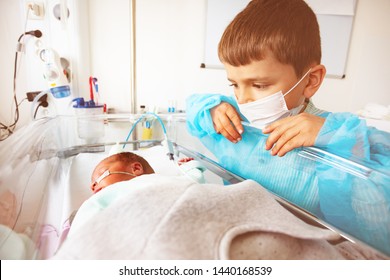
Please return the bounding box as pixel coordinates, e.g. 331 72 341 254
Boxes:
236 68 311 129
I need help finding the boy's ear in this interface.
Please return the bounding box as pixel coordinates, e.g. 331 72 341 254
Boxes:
130 162 144 176
303 64 326 98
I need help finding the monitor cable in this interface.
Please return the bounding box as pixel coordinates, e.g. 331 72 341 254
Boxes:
0 30 42 141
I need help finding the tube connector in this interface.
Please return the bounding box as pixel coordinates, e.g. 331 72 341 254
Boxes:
164 137 175 161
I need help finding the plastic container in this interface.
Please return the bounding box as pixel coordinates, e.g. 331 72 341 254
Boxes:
50 85 71 98
72 98 105 142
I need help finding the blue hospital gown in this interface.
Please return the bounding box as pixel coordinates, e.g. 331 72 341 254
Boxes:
186 93 390 256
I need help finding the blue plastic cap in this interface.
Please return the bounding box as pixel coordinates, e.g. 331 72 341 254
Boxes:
72 97 104 108
50 85 71 98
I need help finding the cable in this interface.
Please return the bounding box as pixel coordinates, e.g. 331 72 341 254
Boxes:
0 6 28 140
123 112 175 161
0 0 44 140
31 90 49 120
0 50 21 141
0 28 43 141
18 98 28 106
33 103 43 119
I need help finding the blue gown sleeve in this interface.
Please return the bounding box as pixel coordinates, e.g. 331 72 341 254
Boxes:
314 112 390 254
186 93 238 138
315 112 390 170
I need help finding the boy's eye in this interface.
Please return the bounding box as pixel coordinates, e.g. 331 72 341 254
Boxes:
229 83 238 88
253 84 268 89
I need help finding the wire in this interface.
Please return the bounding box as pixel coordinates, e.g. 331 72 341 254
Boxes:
0 51 21 141
33 103 43 119
18 98 28 106
0 7 31 141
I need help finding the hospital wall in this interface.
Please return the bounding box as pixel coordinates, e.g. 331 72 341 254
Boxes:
0 0 91 130
91 0 389 114
0 0 29 127
1 0 389 133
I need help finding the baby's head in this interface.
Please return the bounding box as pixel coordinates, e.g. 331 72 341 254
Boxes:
218 0 321 77
90 152 155 193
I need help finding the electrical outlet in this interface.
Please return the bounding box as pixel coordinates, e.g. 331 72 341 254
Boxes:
26 91 47 102
26 2 45 20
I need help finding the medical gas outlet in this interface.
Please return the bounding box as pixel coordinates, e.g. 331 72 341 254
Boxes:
39 48 71 98
26 2 45 20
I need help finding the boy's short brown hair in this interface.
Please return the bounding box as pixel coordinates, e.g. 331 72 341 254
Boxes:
218 0 321 77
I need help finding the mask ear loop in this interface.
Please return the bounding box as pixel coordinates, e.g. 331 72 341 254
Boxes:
283 68 312 97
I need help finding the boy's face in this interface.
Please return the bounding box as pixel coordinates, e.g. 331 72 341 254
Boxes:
224 54 308 110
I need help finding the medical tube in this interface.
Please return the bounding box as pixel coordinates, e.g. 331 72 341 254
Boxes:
123 112 167 144
31 90 49 120
123 112 174 160
124 112 167 145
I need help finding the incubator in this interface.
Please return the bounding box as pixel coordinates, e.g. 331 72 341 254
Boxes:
0 114 389 259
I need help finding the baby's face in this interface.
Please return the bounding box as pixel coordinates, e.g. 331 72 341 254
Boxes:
223 54 307 110
90 160 136 193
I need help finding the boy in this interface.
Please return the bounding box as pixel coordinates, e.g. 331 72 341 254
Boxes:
186 0 390 254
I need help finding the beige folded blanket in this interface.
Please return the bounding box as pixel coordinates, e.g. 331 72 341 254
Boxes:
53 174 381 259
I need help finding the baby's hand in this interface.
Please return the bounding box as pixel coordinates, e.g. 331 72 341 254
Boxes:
262 113 325 157
210 102 243 143
178 157 194 166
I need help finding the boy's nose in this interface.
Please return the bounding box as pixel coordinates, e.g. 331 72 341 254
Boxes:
236 88 255 104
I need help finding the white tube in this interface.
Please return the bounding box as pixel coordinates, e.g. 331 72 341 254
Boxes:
31 90 49 120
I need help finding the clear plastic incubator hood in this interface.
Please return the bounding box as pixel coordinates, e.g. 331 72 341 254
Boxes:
0 115 389 259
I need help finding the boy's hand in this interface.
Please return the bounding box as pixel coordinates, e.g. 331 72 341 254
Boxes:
210 102 243 143
262 112 325 157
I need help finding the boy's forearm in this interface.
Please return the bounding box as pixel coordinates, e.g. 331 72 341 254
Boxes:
186 93 234 137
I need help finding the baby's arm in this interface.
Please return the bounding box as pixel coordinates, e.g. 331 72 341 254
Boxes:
178 157 196 165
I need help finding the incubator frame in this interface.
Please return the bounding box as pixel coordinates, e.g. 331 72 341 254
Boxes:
0 114 388 259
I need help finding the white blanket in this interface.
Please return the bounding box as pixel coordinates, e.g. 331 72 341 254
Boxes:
53 174 381 259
